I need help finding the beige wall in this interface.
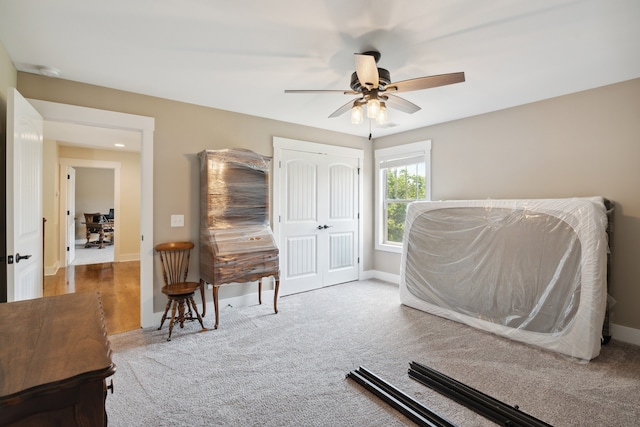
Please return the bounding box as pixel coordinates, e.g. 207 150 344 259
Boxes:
375 78 640 330
43 139 60 271
16 73 370 311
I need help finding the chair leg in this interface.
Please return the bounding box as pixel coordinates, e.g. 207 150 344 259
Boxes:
273 275 280 314
213 285 220 330
167 300 178 341
199 279 207 318
177 299 187 329
188 296 206 330
158 299 172 330
185 296 193 319
258 280 262 305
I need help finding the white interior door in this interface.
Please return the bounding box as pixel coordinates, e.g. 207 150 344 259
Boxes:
6 88 44 301
66 166 76 265
276 146 360 296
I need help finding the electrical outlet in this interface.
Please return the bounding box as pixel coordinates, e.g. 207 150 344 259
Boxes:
170 214 184 227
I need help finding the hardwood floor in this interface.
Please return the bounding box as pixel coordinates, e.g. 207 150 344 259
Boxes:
44 261 140 335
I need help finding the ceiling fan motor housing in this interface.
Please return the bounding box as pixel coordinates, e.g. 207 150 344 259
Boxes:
350 68 391 92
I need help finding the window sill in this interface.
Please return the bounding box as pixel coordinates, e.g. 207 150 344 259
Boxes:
375 243 403 254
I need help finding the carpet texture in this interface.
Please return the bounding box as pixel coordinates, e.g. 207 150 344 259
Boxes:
106 280 640 426
72 240 114 266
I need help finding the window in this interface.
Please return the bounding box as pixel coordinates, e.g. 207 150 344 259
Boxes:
375 141 431 253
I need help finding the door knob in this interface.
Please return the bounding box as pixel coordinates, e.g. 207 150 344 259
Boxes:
323 225 332 229
317 225 324 230
15 253 32 263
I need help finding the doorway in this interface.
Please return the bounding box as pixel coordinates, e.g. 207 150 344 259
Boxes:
29 98 156 328
64 165 117 266
57 160 122 267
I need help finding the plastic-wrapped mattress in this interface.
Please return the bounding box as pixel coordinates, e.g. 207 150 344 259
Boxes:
399 197 609 360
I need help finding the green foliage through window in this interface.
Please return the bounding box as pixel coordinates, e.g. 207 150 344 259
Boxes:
384 163 426 244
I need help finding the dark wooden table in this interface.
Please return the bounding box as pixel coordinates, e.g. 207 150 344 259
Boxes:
0 292 116 426
84 220 114 249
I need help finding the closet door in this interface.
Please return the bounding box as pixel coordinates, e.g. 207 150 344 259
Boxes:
276 147 360 296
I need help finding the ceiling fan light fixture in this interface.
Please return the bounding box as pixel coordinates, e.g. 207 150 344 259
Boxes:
376 102 388 125
350 104 363 124
366 98 380 118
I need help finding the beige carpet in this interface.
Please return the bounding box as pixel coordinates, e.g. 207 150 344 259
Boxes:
106 280 640 426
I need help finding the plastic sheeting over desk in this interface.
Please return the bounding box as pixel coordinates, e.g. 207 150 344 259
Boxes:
400 197 610 360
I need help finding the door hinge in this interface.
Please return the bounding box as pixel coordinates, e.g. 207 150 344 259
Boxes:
357 167 360 175
141 235 144 241
279 160 281 168
67 174 70 179
67 210 70 215
66 246 69 252
358 257 360 264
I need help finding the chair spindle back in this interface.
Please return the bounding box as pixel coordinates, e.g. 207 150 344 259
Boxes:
155 242 195 286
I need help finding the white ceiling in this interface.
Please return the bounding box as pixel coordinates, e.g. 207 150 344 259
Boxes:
1 0 639 142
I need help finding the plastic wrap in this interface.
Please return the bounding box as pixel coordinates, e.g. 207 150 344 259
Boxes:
199 149 270 230
399 197 610 360
198 149 279 286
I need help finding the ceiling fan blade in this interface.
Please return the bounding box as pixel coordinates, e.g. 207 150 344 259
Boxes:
354 53 379 89
386 72 465 93
328 98 360 118
384 94 421 114
285 89 359 95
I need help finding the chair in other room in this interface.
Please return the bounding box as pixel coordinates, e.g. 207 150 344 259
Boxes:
155 242 206 340
83 212 102 247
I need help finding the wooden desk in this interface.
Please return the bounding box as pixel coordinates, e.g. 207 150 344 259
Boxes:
200 226 280 329
84 220 114 249
0 292 116 427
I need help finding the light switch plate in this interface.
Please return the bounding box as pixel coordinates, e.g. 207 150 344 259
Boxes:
170 214 184 227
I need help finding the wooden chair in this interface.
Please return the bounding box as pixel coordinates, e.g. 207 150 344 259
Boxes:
84 212 114 249
155 242 206 340
84 212 101 246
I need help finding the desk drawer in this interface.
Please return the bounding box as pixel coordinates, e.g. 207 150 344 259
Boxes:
214 260 279 284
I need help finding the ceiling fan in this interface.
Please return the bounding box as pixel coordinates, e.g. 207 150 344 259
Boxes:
285 51 465 126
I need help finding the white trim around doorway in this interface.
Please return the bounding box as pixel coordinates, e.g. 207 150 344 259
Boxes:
28 99 155 328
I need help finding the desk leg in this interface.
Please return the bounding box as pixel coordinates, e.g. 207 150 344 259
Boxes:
199 279 206 317
273 274 280 314
258 280 262 305
213 285 220 330
99 229 105 249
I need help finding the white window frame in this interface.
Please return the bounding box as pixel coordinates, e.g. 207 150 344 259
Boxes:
375 140 431 253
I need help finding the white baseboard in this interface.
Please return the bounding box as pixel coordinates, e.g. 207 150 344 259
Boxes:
365 270 400 284
611 323 640 346
117 253 140 262
44 262 60 276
